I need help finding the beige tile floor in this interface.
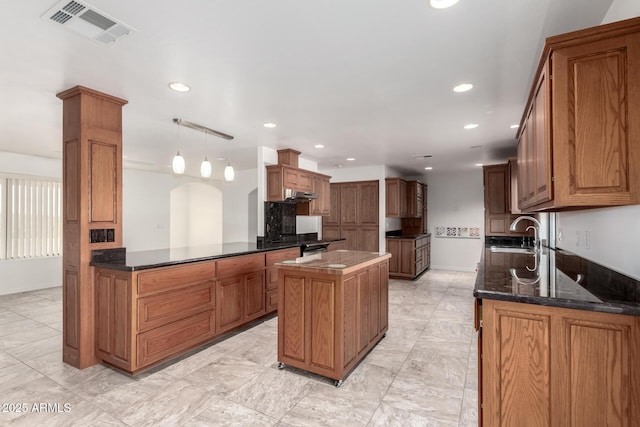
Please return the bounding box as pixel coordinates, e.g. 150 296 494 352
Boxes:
0 270 478 426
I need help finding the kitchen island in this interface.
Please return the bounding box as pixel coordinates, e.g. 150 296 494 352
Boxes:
276 250 391 386
474 243 640 426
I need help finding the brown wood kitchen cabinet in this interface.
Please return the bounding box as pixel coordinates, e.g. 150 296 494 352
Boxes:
296 173 331 216
385 178 407 218
386 235 430 279
517 17 640 211
483 164 532 236
322 180 379 252
95 247 300 374
406 181 423 218
481 299 640 426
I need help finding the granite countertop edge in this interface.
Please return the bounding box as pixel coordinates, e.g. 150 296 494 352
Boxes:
474 243 640 317
91 242 308 272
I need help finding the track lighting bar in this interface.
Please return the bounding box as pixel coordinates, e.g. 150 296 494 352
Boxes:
173 118 234 141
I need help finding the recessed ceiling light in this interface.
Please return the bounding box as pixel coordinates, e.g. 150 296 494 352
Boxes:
475 163 484 167
429 0 459 9
314 144 325 149
510 124 519 129
346 157 355 161
424 167 433 170
453 83 473 93
168 82 191 92
464 123 479 129
263 123 277 128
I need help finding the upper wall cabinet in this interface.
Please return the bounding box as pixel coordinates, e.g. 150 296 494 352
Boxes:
517 17 640 211
386 178 424 219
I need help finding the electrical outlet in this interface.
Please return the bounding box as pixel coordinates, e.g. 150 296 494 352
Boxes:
585 231 591 249
576 230 581 247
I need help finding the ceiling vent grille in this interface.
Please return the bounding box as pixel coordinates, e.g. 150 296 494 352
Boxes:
41 0 135 45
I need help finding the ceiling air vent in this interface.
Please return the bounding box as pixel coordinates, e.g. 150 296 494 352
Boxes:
41 0 135 45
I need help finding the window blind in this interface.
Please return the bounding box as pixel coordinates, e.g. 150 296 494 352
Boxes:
4 177 62 259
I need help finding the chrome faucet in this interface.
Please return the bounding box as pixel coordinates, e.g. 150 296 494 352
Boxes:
510 216 541 251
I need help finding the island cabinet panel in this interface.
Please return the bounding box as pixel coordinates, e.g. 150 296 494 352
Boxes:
310 279 335 371
277 253 390 383
281 275 306 363
387 235 431 280
482 299 640 427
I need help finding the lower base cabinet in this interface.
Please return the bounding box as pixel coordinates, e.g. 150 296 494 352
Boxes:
95 247 297 374
386 235 430 279
481 299 640 426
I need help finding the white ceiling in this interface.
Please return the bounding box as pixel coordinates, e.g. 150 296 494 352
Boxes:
0 0 613 179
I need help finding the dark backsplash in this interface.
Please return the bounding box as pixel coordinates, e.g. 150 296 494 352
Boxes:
264 201 296 241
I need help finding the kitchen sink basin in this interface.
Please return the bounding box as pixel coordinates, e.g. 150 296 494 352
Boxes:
489 246 535 254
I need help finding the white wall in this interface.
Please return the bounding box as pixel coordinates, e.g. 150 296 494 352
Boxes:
319 165 387 253
170 182 223 247
222 168 259 243
552 0 640 280
601 0 639 23
123 169 224 251
0 152 62 295
425 170 485 271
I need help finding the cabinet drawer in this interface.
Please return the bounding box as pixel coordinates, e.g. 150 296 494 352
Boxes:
266 288 278 313
137 261 216 295
137 311 215 368
217 253 265 277
137 282 215 332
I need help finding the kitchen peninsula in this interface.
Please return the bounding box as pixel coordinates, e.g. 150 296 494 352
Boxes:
91 242 313 374
276 250 391 386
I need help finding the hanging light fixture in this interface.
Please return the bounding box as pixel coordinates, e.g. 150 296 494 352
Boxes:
172 124 185 174
224 163 235 182
171 118 234 177
200 131 212 178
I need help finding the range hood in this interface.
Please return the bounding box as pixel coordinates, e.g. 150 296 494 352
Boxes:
285 189 318 201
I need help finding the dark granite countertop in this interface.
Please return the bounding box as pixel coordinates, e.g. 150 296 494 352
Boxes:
91 241 311 272
474 243 640 316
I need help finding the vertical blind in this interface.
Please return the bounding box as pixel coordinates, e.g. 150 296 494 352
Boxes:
1 177 62 259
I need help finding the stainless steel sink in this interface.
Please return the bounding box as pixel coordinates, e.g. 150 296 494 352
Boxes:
489 246 535 254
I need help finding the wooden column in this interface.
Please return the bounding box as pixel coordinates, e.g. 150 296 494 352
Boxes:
56 86 127 369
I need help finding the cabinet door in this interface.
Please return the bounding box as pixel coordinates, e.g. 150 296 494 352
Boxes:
283 168 300 190
322 226 341 241
532 61 552 205
297 171 313 192
310 277 336 371
552 34 638 207
368 264 380 343
216 276 243 333
320 177 331 216
340 227 358 251
340 184 358 225
422 185 428 233
399 240 415 276
244 270 266 321
483 300 551 426
357 227 379 252
385 178 401 217
323 184 341 226
484 165 509 216
358 181 379 225
379 261 389 333
552 309 639 427
266 166 284 201
386 239 400 273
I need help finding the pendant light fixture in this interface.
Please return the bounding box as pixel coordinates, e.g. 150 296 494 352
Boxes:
171 118 234 178
200 131 212 178
172 124 185 174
